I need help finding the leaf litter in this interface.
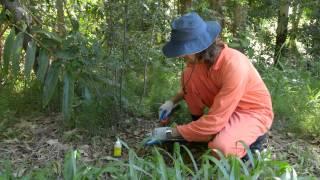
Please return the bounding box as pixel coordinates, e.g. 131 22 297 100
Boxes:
0 113 319 177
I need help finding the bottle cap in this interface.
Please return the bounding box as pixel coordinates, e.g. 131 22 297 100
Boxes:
115 138 121 146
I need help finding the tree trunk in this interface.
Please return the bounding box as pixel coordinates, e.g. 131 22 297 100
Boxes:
103 0 115 60
119 0 129 122
56 0 66 36
274 0 290 67
232 1 248 36
289 0 303 52
179 0 192 14
0 33 2 67
209 0 225 29
0 24 8 66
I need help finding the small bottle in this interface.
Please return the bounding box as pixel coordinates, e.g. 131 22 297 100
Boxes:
113 138 122 157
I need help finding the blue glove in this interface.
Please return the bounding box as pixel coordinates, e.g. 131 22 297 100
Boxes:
145 127 170 146
159 100 174 121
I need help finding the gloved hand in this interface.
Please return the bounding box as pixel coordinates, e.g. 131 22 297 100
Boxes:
159 100 174 121
144 127 171 145
152 127 171 141
144 127 185 146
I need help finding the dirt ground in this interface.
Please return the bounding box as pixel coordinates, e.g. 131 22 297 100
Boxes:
0 113 319 177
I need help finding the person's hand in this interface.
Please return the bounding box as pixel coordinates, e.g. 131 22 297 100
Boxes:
144 127 171 146
144 127 184 146
152 127 182 140
159 100 174 120
152 127 171 141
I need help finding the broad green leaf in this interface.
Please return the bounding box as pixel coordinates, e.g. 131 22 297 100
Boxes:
173 143 182 179
213 149 230 171
63 150 78 180
173 142 183 179
204 155 229 179
291 168 297 180
237 141 255 168
102 156 152 177
181 145 199 173
230 157 241 180
11 32 24 77
158 147 175 161
121 163 153 178
203 160 209 180
43 62 61 107
235 157 249 176
0 9 7 24
33 29 62 43
174 159 182 180
36 49 49 83
24 41 36 80
83 87 92 104
192 166 203 180
252 170 262 179
119 138 130 150
62 71 74 121
154 148 168 180
2 29 15 75
173 143 182 162
128 150 138 179
313 89 320 100
55 49 78 60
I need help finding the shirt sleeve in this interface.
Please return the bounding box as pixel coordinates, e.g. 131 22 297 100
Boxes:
177 57 249 142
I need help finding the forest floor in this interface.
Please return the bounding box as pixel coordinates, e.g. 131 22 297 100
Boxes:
0 113 319 177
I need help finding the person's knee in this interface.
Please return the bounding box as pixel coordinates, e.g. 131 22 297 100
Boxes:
208 137 230 155
208 137 246 158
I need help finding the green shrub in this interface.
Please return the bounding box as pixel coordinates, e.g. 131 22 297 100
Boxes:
260 65 320 136
0 81 42 133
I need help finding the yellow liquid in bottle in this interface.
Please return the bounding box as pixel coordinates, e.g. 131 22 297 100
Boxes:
114 147 122 157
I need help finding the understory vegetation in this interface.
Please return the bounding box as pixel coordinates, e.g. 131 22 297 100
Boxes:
0 143 308 179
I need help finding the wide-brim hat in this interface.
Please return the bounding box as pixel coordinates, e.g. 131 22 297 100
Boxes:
163 12 221 58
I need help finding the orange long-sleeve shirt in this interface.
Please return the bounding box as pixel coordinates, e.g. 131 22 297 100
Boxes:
177 45 273 142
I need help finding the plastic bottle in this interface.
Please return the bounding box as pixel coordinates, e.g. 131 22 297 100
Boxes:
113 138 122 157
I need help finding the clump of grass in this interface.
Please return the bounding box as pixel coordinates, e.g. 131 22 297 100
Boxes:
2 141 314 179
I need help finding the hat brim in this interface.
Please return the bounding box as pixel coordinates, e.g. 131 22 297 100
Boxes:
163 21 221 58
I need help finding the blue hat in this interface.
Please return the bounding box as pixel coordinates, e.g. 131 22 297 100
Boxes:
163 12 221 58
